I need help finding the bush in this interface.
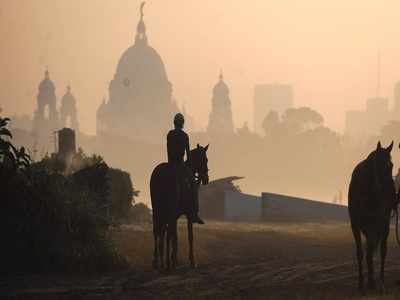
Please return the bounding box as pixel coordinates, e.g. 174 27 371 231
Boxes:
129 203 152 223
0 117 126 274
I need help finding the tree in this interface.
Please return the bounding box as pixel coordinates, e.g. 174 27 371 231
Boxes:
282 107 324 134
262 110 280 137
0 117 31 171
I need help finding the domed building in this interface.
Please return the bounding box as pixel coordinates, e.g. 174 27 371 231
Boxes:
97 2 178 141
207 72 235 136
33 69 60 140
60 85 79 131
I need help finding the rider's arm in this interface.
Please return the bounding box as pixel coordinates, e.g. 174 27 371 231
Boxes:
167 131 172 162
185 133 191 164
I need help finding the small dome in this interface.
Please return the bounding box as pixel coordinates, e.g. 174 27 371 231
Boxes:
39 70 55 92
213 73 229 96
61 85 76 106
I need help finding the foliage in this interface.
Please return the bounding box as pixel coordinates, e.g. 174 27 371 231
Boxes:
129 202 152 223
0 117 126 274
0 117 31 170
282 106 324 133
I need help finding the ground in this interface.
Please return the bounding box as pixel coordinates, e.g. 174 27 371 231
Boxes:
4 221 400 299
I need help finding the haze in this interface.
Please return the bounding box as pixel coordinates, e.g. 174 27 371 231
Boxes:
1 0 400 134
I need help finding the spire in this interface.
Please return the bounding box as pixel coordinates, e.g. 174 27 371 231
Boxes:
135 2 147 44
45 68 50 79
66 84 71 93
219 69 223 81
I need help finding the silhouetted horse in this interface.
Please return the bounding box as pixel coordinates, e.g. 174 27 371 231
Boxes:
150 144 209 270
349 141 397 290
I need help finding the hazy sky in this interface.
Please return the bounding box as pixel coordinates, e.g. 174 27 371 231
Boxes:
2 0 400 134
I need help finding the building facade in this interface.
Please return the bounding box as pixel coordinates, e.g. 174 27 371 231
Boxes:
207 72 235 136
32 70 60 142
32 70 80 151
96 2 178 142
60 85 79 131
345 95 392 139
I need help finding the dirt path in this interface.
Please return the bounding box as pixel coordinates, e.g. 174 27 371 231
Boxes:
4 222 400 299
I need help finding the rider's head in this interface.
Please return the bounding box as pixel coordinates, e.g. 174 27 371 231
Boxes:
174 113 185 129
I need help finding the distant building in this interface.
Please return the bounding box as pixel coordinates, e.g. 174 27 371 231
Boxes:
58 127 76 157
207 72 235 136
253 84 294 135
96 2 178 141
31 70 80 151
60 85 79 131
345 96 390 138
32 69 60 141
224 191 262 221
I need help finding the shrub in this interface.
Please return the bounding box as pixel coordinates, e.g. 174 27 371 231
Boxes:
0 117 126 274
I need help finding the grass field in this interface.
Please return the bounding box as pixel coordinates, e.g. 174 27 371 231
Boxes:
5 221 400 299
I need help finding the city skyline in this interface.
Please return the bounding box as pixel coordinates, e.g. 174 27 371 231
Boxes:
2 0 400 135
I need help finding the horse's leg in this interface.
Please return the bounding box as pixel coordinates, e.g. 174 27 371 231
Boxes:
188 220 196 268
171 220 178 269
152 217 159 269
166 224 171 270
366 235 376 289
380 224 389 291
380 238 387 291
159 224 166 270
352 224 364 290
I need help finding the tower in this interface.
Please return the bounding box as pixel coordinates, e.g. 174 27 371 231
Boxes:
60 85 79 131
32 69 60 141
207 71 234 136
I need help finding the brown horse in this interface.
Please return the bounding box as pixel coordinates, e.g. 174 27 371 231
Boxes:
348 141 396 290
150 144 209 270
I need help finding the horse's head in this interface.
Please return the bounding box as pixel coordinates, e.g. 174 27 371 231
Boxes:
371 141 396 211
189 144 210 185
374 141 394 181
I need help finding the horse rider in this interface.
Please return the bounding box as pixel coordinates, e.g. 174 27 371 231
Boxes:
167 113 204 224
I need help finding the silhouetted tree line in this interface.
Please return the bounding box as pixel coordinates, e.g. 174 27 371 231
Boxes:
0 117 146 274
190 106 345 200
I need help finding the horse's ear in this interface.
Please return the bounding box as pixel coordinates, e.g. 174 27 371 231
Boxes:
387 141 394 152
204 144 209 152
377 141 382 150
197 143 200 149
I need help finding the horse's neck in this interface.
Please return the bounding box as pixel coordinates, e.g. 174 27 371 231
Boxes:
184 160 195 173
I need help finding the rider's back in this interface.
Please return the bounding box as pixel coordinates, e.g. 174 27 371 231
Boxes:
167 128 189 163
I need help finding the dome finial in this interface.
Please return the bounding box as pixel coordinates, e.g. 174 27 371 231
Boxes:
140 2 145 20
135 2 147 43
45 66 49 79
219 69 223 81
66 84 71 93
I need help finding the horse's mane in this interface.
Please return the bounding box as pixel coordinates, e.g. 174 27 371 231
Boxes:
365 150 377 163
